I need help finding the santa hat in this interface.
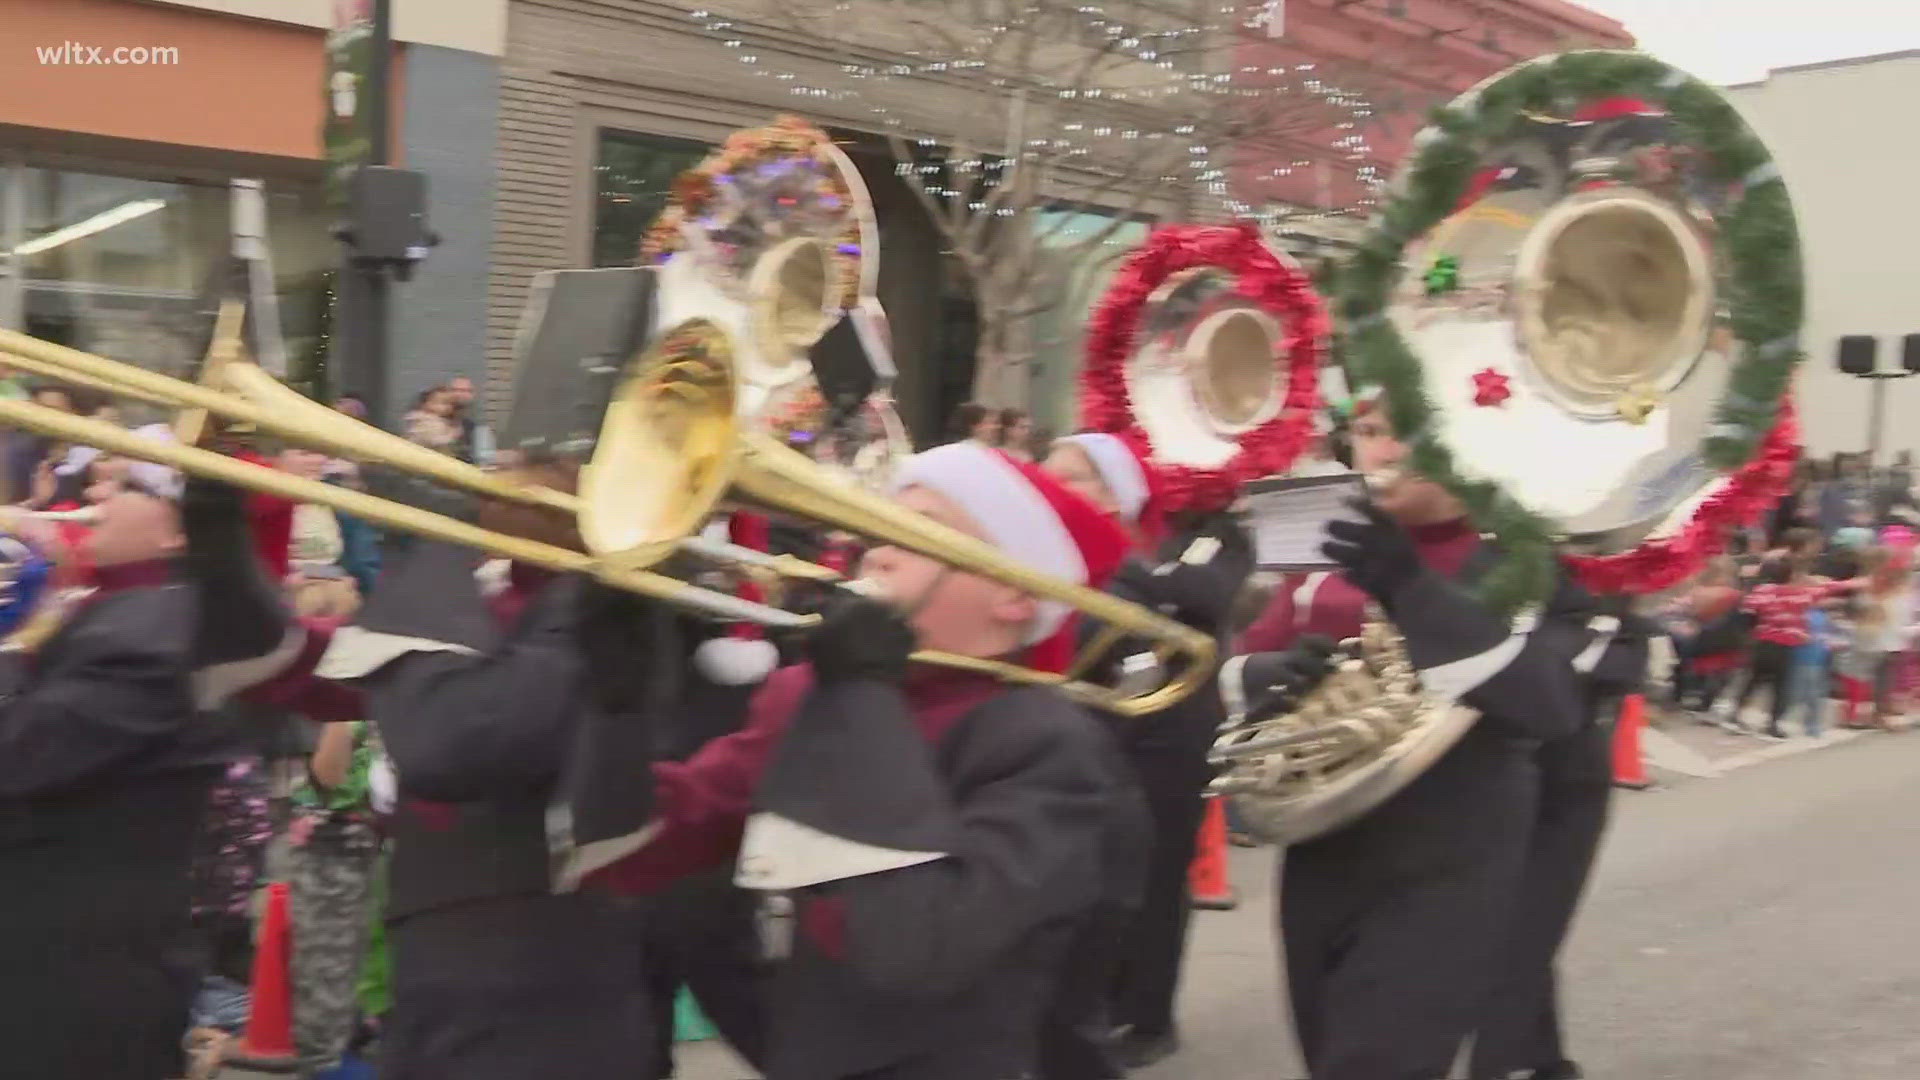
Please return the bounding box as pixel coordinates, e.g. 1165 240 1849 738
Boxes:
1054 431 1168 553
689 512 781 686
890 441 1130 671
121 424 185 501
1054 433 1150 524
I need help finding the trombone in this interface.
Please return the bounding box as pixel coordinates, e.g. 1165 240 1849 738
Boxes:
0 314 813 629
0 310 836 591
578 319 1217 717
0 314 1217 716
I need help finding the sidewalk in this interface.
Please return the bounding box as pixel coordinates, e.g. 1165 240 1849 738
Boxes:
1638 702 1906 785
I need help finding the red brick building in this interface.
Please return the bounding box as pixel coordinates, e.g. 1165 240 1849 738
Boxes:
1236 0 1633 226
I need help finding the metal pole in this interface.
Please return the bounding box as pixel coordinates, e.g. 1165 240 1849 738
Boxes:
345 0 395 423
1868 374 1888 467
230 179 289 377
368 0 392 169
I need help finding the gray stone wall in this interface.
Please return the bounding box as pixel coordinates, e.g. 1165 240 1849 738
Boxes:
387 43 500 426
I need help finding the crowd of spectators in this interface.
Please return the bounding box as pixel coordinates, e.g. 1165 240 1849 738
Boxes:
1656 452 1919 738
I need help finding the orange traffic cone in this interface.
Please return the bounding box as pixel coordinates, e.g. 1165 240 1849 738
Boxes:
1189 797 1238 910
1612 692 1652 790
223 881 300 1072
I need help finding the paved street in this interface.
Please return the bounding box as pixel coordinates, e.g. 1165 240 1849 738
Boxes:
674 728 1920 1079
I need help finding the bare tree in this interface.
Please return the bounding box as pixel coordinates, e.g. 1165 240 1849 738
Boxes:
692 0 1376 406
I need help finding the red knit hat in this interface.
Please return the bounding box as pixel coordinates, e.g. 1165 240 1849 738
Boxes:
891 442 1131 673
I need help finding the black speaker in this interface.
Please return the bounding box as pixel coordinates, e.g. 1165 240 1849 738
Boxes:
498 267 655 461
1837 334 1879 376
1904 333 1920 374
341 166 433 263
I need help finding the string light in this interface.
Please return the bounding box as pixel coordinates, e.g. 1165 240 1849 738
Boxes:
684 1 1382 245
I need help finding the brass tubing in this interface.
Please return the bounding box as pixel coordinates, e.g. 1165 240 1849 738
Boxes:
0 397 817 628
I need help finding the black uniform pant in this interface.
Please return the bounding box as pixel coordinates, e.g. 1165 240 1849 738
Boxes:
1281 736 1538 1080
640 867 769 1078
1038 904 1135 1080
1469 723 1612 1079
380 892 654 1080
3 768 215 1080
1732 640 1794 730
1109 781 1206 1037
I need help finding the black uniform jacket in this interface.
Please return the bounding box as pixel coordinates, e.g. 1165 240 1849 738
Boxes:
0 561 211 1080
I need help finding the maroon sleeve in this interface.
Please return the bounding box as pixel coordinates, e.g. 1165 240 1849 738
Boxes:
241 618 364 723
1234 576 1300 655
580 665 807 894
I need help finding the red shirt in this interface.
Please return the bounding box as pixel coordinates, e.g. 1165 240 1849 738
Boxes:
1742 580 1851 647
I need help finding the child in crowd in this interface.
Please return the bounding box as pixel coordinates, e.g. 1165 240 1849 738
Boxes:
1841 547 1914 729
287 720 388 1077
1661 556 1747 714
1788 604 1842 739
182 758 275 1064
278 447 362 620
1729 555 1861 738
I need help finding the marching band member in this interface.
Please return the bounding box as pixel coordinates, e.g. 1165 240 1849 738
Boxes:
177 461 672 1079
179 440 1156 1080
572 441 1139 1080
1469 597 1652 1080
0 452 303 1080
1230 398 1600 1080
1042 431 1253 1072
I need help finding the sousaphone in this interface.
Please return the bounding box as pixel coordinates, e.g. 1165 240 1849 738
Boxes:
1079 223 1330 513
639 116 910 486
1211 51 1804 845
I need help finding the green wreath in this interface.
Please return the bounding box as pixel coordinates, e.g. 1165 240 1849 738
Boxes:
1337 50 1803 614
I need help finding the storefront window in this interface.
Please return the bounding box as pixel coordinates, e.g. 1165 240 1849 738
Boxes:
1026 207 1152 434
0 165 332 413
17 168 228 385
264 184 339 396
591 129 710 267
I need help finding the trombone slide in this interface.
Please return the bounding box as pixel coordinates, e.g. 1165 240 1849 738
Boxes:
0 398 815 629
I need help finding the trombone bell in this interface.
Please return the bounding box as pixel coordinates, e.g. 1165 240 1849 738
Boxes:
584 318 1218 717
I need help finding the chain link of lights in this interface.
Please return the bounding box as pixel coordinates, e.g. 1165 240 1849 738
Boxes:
686 3 1380 231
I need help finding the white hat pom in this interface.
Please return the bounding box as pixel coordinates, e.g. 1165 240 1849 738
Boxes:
693 636 780 686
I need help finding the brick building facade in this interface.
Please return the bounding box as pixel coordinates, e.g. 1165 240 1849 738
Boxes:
1236 0 1632 238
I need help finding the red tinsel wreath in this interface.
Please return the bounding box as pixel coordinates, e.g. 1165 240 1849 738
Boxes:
1080 222 1328 514
1562 397 1801 594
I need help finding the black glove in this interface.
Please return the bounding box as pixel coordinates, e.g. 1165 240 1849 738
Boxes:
806 593 918 687
571 577 679 716
1115 511 1256 627
1233 635 1338 724
764 579 837 667
1321 497 1424 605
